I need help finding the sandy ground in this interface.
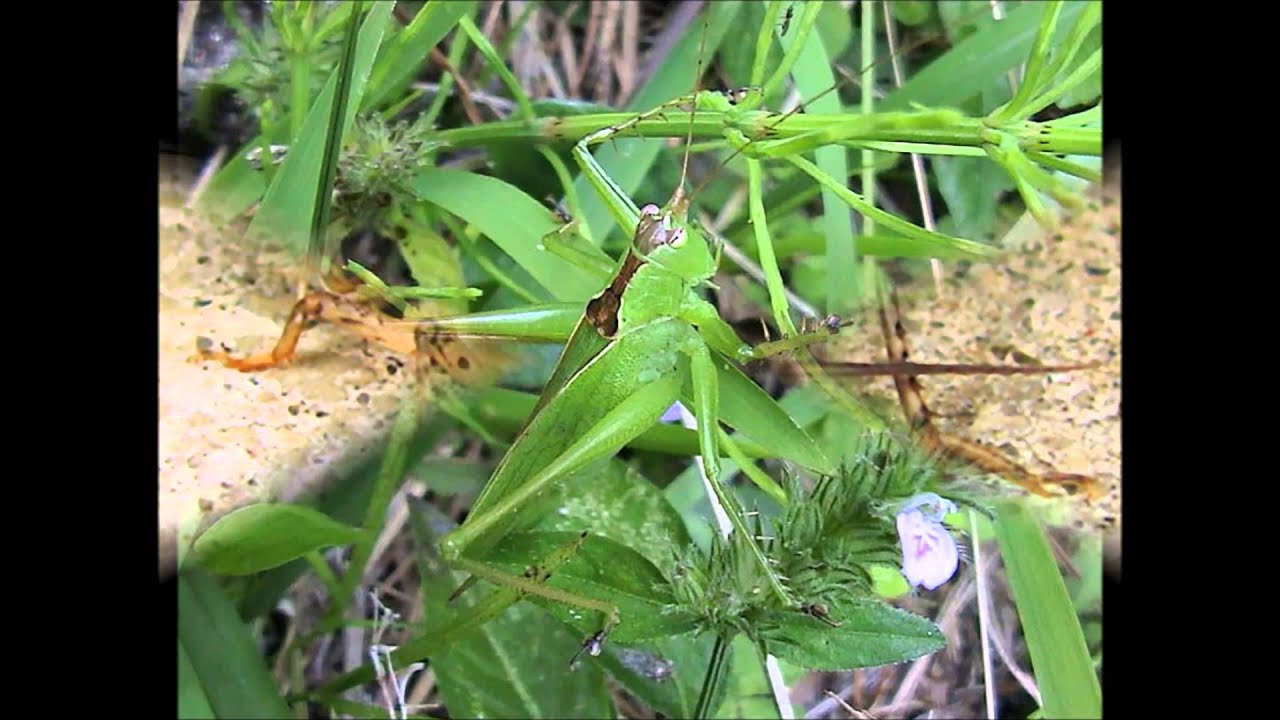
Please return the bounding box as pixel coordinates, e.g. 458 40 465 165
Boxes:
159 155 421 578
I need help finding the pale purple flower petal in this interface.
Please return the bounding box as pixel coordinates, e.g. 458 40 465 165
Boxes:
660 402 686 423
897 505 959 591
899 492 956 524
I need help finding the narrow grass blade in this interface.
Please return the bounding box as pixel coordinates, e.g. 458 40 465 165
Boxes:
695 633 732 719
777 9 857 315
993 503 1102 719
307 1 364 281
178 571 292 718
787 155 1001 261
362 1 478 110
247 2 394 255
414 167 603 301
178 638 215 719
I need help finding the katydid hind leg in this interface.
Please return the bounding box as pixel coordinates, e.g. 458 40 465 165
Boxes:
192 290 419 371
686 340 722 483
449 530 622 665
876 285 1105 501
190 292 323 371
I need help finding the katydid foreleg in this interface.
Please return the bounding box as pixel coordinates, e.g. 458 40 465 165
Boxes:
681 337 796 608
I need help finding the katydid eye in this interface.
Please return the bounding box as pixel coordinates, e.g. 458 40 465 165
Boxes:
641 204 660 217
669 227 686 247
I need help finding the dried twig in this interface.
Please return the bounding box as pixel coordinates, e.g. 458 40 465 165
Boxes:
429 47 484 125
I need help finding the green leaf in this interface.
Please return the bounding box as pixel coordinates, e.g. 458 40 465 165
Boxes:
882 0 1087 111
890 0 933 26
519 458 737 712
600 634 728 720
814 0 854 57
714 634 811 719
534 459 693 574
233 413 460 621
418 511 615 718
178 571 292 718
435 601 615 719
776 382 835 429
760 599 944 671
482 532 701 643
413 167 603 302
414 457 492 496
709 357 836 477
715 635 775 719
994 503 1101 718
870 564 911 598
362 1 479 110
934 155 1015 243
938 0 997 42
178 638 215 719
719 2 768 97
198 145 272 223
1056 25 1101 108
190 504 367 575
395 219 467 296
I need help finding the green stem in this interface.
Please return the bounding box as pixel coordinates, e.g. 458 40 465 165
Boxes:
857 0 877 306
747 158 797 335
433 111 1041 153
694 634 732 719
320 397 419 631
458 15 536 120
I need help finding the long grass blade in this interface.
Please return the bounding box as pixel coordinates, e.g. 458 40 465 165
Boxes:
305 1 364 289
246 2 393 255
993 503 1101 718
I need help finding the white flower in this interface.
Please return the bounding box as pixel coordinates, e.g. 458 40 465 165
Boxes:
897 494 959 591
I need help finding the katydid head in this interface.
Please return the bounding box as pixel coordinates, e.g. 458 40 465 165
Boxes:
629 10 722 288
725 86 763 108
634 196 717 286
